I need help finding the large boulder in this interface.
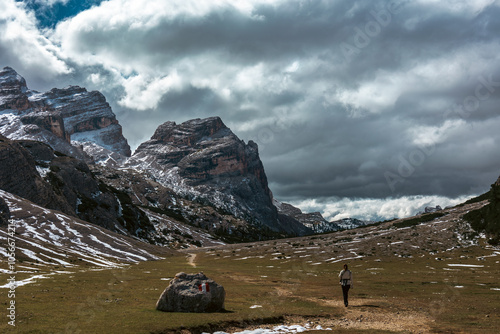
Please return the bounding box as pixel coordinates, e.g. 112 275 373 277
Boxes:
156 272 225 312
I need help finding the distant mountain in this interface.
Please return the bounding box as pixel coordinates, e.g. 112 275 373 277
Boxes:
273 199 373 233
273 199 338 232
417 205 443 215
333 217 373 230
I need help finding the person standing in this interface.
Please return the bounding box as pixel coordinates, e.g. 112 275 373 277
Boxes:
339 264 353 307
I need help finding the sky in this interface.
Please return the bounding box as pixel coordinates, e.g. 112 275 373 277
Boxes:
2 0 500 221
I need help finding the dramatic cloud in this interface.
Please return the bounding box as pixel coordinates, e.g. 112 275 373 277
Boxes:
4 0 500 220
0 0 71 84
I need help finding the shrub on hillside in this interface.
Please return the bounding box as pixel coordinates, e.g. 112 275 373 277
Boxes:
464 180 500 246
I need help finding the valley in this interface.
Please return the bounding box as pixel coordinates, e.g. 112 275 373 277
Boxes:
1 66 500 333
1 199 499 333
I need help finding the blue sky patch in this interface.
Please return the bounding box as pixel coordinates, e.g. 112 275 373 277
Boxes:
20 0 104 29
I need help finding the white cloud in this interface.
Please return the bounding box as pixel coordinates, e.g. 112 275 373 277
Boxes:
118 72 183 110
32 0 70 6
0 0 70 78
291 195 474 222
49 0 289 110
413 0 498 16
409 119 465 147
336 42 500 115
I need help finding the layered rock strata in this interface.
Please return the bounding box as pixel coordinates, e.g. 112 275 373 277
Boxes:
0 67 130 161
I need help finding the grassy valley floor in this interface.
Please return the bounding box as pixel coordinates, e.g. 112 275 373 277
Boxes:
1 201 500 333
1 241 499 333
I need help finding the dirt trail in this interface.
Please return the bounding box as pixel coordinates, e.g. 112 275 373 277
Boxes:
321 300 430 333
265 286 432 333
298 295 433 333
187 253 197 267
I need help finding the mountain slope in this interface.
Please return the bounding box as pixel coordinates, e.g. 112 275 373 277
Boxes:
0 189 170 268
464 176 500 245
273 199 372 233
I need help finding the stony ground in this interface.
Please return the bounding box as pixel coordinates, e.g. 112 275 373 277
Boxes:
186 200 489 268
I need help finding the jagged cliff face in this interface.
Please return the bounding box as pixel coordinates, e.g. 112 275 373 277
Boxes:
0 67 130 161
28 86 131 157
129 117 307 235
136 117 270 191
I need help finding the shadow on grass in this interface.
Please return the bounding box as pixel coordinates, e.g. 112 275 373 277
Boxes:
156 309 235 314
152 315 285 334
218 309 235 314
352 304 380 308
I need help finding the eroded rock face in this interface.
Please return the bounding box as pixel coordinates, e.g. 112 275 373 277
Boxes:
0 67 131 159
0 135 72 214
156 272 225 313
20 111 70 142
137 117 270 189
28 86 131 157
131 117 285 233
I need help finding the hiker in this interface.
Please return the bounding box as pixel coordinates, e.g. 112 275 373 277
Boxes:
339 263 353 307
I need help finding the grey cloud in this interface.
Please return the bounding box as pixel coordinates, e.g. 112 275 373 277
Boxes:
5 0 500 220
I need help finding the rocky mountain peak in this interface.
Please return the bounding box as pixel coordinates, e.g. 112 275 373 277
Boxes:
0 66 29 110
28 85 131 157
0 66 27 88
151 117 228 146
129 116 312 235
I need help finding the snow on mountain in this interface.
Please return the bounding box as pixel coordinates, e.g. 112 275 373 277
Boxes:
27 86 131 157
273 199 374 233
333 218 374 230
0 66 130 162
0 189 169 269
0 66 370 246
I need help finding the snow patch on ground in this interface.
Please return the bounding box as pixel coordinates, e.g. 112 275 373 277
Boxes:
207 323 332 334
447 264 485 268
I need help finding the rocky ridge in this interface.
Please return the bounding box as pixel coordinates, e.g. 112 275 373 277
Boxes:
0 67 310 240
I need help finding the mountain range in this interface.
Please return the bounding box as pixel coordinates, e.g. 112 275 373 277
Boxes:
0 66 352 250
1 66 498 268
